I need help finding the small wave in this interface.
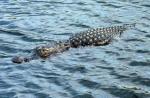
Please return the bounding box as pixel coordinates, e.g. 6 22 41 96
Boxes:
141 4 150 8
105 51 120 56
0 28 25 36
124 38 145 42
145 34 150 38
103 3 122 8
73 93 94 98
78 79 100 89
129 61 150 66
136 50 150 54
69 23 91 28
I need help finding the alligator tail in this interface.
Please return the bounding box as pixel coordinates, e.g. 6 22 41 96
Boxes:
123 23 136 30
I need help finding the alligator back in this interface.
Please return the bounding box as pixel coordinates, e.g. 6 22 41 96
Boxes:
35 41 70 58
69 23 135 48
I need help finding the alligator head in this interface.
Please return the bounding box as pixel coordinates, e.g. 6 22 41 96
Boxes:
12 41 70 64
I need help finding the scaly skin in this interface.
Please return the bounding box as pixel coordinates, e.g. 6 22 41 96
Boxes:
69 23 135 47
12 23 135 64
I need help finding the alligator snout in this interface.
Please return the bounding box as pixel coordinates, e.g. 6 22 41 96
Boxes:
12 56 30 64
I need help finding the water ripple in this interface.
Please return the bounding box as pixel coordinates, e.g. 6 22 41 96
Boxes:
129 61 150 66
0 0 150 98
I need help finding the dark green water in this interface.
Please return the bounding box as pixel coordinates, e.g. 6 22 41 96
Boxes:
0 0 150 98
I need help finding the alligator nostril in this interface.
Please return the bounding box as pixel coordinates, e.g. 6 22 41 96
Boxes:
24 57 30 62
12 56 24 64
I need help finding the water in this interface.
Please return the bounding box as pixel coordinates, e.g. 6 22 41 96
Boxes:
0 0 150 98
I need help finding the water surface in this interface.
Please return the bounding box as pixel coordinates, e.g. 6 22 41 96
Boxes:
0 0 150 98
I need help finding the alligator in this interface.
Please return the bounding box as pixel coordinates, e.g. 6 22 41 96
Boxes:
12 23 136 64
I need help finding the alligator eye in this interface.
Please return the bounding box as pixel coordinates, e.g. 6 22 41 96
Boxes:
44 48 50 51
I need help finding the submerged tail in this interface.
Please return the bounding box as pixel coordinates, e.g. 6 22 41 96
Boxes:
123 23 136 30
118 23 136 37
